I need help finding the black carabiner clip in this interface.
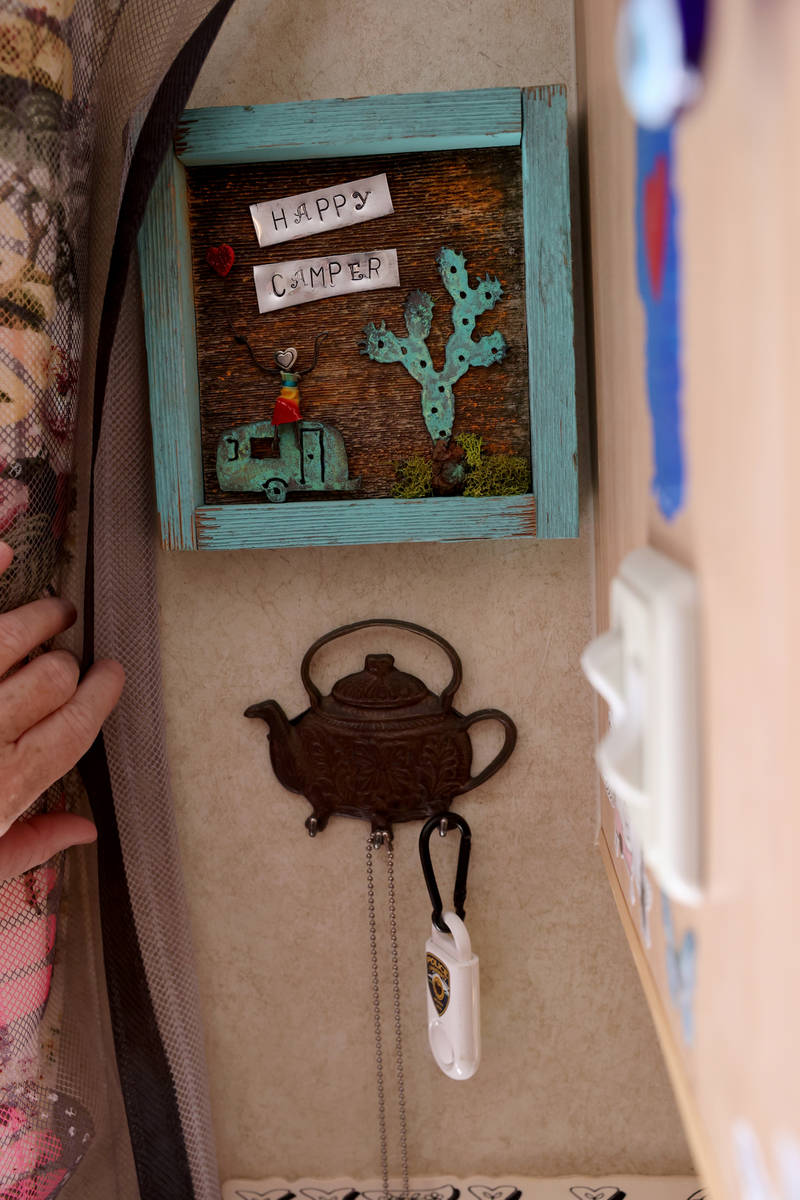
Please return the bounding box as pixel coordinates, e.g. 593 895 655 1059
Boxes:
419 813 471 934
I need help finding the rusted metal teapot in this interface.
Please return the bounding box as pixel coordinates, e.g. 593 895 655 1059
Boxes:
246 618 517 836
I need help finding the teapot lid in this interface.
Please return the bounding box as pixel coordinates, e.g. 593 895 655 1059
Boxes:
331 653 431 710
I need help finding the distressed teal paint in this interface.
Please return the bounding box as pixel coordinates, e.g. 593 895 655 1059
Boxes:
216 419 359 500
361 248 506 444
522 85 578 538
139 86 579 550
175 89 523 165
195 494 537 550
138 152 203 549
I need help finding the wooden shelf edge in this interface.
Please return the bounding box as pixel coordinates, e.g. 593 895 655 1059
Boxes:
597 831 722 1199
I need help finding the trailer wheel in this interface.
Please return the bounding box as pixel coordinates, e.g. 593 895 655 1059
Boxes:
262 478 287 503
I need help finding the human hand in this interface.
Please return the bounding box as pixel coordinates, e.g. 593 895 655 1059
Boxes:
0 541 124 881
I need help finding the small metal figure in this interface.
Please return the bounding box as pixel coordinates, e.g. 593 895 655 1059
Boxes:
219 328 359 501
231 328 328 438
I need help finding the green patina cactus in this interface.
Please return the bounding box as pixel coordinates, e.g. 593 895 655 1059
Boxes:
361 248 507 444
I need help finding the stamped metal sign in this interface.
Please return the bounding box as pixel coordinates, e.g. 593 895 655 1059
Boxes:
253 248 400 312
250 173 394 248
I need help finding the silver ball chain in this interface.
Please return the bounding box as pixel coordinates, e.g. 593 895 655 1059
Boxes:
366 831 410 1200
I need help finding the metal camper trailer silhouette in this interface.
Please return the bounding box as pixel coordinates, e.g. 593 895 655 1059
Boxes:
216 419 361 503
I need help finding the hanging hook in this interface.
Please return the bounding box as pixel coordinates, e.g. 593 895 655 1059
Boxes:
419 813 471 933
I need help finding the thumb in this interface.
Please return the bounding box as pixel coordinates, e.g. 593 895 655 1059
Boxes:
0 813 96 883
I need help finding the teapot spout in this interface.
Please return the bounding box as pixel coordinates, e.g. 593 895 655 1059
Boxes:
245 699 302 793
245 697 290 733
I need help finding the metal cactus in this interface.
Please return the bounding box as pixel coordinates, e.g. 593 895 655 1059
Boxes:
361 247 507 444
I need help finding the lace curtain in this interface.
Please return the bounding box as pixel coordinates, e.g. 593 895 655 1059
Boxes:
0 1 231 1195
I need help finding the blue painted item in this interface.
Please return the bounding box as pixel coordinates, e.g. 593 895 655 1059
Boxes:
139 86 578 549
678 0 710 71
636 124 685 520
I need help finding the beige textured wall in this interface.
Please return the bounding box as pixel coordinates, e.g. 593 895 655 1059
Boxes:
154 0 692 1183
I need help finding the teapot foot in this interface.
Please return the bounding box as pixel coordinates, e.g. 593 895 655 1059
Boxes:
305 811 330 837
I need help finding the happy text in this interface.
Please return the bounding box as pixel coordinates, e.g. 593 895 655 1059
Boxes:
250 174 394 248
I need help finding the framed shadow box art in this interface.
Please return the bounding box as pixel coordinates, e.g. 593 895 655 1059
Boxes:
138 86 578 550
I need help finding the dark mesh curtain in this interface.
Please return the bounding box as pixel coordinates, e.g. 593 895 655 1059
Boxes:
0 1 234 1195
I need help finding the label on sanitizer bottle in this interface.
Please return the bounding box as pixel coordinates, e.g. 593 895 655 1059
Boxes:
426 953 451 1016
425 912 480 1080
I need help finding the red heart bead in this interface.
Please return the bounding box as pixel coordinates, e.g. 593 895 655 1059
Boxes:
206 243 235 277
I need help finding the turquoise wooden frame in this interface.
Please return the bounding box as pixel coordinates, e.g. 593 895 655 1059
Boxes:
139 86 578 550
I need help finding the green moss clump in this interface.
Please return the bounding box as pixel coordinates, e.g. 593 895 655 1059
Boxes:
462 453 530 497
392 437 529 499
392 454 433 498
455 431 483 470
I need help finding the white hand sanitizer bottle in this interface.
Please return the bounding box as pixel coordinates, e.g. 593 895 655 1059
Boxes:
425 911 480 1079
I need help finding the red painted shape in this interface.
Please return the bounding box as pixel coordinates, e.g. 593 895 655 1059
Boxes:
206 243 235 277
643 153 669 300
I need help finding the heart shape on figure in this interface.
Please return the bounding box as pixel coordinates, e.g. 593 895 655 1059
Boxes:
206 243 235 276
275 347 298 370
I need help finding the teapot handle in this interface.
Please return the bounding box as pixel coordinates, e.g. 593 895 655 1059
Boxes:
300 618 463 710
452 709 517 796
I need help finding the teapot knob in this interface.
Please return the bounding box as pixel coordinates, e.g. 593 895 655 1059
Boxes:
300 619 463 710
364 653 395 675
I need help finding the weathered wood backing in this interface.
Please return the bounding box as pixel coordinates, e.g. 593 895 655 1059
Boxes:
186 147 529 504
